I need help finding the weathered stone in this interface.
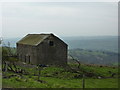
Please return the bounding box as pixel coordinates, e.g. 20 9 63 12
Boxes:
16 33 68 66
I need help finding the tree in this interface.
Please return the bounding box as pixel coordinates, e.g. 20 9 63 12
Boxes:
2 42 18 72
69 54 81 69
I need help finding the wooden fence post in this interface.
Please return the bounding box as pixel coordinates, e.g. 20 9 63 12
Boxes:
5 62 8 72
38 66 41 81
82 74 85 89
37 64 47 81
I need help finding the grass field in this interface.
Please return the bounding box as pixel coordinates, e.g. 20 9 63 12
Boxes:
2 76 118 88
2 63 119 88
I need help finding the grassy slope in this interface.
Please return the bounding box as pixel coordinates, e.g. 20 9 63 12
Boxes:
3 76 118 88
2 63 119 88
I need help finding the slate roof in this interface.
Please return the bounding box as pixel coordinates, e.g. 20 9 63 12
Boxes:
17 34 51 46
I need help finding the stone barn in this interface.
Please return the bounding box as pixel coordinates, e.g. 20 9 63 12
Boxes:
16 33 68 66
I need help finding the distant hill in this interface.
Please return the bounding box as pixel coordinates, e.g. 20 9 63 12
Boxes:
68 48 118 66
63 36 118 53
2 36 118 53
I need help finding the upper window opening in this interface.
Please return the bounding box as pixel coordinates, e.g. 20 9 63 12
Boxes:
49 41 54 46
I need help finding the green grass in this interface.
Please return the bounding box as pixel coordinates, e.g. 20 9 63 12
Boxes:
2 75 118 88
69 63 118 78
79 64 118 77
2 63 119 88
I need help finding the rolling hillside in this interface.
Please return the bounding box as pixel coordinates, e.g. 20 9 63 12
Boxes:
63 36 118 53
68 49 118 66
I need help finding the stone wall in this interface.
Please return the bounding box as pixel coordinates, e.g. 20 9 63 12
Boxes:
36 35 67 66
17 35 67 66
17 44 37 64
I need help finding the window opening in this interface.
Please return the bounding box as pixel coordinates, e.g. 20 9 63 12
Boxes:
49 41 54 46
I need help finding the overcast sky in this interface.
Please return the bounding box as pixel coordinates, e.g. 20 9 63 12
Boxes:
1 2 118 38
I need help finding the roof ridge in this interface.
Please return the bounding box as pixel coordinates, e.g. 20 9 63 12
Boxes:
28 33 53 35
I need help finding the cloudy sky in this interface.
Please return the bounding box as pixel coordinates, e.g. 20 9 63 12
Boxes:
1 2 118 38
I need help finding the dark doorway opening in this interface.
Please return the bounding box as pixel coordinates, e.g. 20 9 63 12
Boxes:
28 56 30 64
